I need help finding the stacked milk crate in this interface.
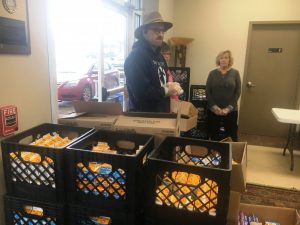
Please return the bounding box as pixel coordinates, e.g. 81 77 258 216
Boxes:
143 136 232 225
169 67 191 101
181 85 209 139
1 123 93 225
65 129 154 225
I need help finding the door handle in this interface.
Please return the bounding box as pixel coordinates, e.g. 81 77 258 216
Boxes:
247 81 256 88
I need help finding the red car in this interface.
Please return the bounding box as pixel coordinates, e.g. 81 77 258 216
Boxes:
58 62 120 102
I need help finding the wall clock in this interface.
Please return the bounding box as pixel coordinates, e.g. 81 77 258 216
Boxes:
2 0 16 14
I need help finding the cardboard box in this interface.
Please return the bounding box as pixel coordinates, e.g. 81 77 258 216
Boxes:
170 99 198 132
221 138 247 193
240 203 300 225
114 112 180 147
230 142 247 193
227 191 242 224
58 101 122 130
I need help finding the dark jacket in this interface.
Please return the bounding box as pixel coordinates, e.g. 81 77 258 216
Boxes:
124 39 170 112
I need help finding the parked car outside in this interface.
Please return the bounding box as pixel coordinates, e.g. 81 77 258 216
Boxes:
57 62 120 102
108 55 125 84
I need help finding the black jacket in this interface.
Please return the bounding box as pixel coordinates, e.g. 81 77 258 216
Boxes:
124 39 170 112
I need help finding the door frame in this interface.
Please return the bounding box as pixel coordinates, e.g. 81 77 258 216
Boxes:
239 21 300 128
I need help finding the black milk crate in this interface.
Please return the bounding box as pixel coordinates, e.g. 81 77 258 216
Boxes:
1 123 94 202
190 85 206 101
191 100 207 109
145 137 231 225
67 204 134 225
190 85 207 108
197 107 207 122
169 67 190 101
4 194 65 225
180 127 208 140
66 130 154 213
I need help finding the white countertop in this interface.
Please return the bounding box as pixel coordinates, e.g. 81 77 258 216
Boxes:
271 108 300 124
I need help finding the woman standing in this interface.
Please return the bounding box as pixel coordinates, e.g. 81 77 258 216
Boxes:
206 50 241 141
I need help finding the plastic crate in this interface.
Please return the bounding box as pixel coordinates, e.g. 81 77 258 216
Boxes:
180 127 208 140
1 123 94 202
107 92 124 108
66 130 154 214
67 204 133 225
145 136 231 225
190 85 206 101
190 85 207 108
4 194 65 225
169 67 190 101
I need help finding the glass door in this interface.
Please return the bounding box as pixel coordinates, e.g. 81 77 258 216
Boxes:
48 0 132 117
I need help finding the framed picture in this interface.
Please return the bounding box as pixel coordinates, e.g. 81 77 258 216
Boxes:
0 0 30 54
169 67 190 101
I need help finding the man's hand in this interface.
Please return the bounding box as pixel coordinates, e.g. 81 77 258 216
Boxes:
165 82 184 96
172 82 184 95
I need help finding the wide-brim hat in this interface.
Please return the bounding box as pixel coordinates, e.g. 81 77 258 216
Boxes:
134 11 173 39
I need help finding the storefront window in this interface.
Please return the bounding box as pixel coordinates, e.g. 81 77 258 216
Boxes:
48 0 138 115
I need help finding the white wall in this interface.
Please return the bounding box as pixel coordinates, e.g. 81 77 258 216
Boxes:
159 0 175 40
0 0 52 130
0 1 51 223
170 0 300 85
143 0 159 15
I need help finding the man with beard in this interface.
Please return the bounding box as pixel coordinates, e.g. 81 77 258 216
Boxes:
124 11 182 112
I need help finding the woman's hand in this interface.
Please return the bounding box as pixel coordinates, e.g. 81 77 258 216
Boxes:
211 105 222 115
221 105 233 115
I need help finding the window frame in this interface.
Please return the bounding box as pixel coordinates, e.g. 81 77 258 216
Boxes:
48 0 141 122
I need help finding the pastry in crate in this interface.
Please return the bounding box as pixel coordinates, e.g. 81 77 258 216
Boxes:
76 162 126 199
155 171 218 214
31 133 71 148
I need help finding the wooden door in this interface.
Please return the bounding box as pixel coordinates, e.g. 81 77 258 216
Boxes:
239 23 300 137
